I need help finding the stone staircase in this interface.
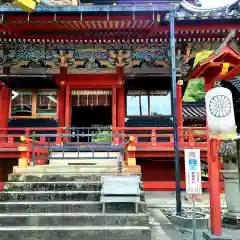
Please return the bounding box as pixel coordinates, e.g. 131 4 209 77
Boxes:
0 166 151 240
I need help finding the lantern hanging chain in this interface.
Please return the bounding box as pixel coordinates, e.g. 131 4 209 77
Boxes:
91 93 94 107
20 92 23 110
215 80 221 87
48 96 50 109
105 93 108 106
96 91 99 106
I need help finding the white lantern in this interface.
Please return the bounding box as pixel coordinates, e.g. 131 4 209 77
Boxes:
205 87 237 139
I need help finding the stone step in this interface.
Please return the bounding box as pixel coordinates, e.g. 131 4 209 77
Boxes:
0 191 102 201
3 182 102 191
50 151 120 158
0 226 151 240
8 173 142 182
13 165 121 173
49 159 119 166
0 201 147 213
0 213 149 226
3 181 144 191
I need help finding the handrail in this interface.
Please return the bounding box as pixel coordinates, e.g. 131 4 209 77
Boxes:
0 127 208 149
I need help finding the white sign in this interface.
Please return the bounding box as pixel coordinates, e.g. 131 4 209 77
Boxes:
184 149 202 195
205 87 236 139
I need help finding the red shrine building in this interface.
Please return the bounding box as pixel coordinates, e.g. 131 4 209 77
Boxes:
0 0 239 190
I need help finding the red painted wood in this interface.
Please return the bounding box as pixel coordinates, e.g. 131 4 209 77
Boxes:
112 87 117 128
117 87 125 127
135 150 207 158
57 67 67 127
143 181 225 191
0 85 10 129
177 84 183 142
65 86 71 128
64 73 119 87
208 139 222 235
58 87 65 127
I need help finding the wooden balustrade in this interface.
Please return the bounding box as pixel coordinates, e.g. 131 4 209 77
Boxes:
0 127 208 149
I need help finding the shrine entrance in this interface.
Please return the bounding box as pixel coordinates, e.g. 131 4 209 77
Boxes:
71 89 112 130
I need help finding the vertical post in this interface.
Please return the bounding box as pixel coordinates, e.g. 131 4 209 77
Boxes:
0 85 10 129
31 132 36 166
65 86 71 128
192 194 197 240
203 76 222 237
170 12 182 214
58 87 65 127
112 87 117 129
117 87 125 128
58 66 67 128
177 83 184 142
208 138 222 236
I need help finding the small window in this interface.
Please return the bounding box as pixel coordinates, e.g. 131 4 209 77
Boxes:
36 90 57 116
127 96 140 115
150 92 172 116
127 90 172 116
127 91 148 116
11 90 32 116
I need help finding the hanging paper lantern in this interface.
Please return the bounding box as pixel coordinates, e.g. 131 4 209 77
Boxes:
205 87 237 140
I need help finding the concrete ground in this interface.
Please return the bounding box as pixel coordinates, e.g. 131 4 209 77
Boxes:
146 191 226 208
146 191 240 240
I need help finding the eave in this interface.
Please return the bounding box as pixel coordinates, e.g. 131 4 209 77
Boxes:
188 45 240 81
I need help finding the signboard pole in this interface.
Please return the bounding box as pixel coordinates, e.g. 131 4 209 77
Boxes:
185 149 202 240
192 194 197 240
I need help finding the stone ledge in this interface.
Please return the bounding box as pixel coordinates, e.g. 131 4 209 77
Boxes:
223 212 240 229
203 231 232 240
171 212 209 229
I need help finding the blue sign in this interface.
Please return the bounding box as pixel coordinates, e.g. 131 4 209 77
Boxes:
188 158 197 171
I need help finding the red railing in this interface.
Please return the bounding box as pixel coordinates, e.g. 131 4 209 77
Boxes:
0 127 208 149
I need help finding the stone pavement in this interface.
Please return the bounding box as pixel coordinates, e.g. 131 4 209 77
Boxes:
146 191 226 208
146 191 240 240
149 208 185 240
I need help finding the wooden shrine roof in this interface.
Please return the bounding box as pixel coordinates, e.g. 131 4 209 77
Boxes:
0 0 239 42
189 45 240 81
182 102 205 120
166 0 240 21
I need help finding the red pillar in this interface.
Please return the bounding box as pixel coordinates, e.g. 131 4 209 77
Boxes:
208 138 222 236
58 87 65 128
204 76 222 237
177 82 183 141
117 87 125 128
112 87 117 129
0 85 10 129
57 67 67 128
65 86 71 128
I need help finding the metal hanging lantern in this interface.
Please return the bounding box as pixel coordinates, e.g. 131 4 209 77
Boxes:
205 86 237 140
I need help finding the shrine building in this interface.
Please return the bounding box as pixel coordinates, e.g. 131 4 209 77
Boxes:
0 0 239 190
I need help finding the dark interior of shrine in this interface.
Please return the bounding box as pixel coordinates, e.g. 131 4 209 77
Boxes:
71 106 112 128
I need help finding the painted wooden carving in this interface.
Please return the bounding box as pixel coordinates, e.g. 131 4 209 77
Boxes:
0 42 222 75
132 44 169 68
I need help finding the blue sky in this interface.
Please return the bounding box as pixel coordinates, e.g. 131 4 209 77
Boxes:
200 0 236 8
